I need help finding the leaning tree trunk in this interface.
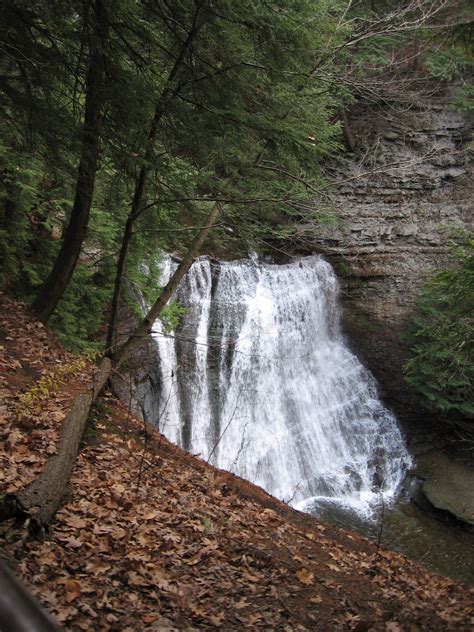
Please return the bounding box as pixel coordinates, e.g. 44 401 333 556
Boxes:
31 0 108 323
3 359 111 529
114 201 223 368
1 202 222 531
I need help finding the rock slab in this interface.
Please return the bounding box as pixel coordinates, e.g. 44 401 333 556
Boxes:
417 452 474 526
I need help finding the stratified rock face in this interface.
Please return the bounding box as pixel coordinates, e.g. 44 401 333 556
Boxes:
297 96 473 433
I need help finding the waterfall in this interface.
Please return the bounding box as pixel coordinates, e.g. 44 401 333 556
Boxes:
150 255 412 516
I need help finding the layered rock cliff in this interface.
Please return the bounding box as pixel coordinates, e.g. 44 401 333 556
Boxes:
297 93 473 441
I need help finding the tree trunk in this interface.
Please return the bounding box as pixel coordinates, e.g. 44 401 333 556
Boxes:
1 201 222 531
341 109 356 152
3 359 111 529
106 2 205 353
106 213 134 352
31 0 108 323
105 105 163 353
114 201 223 368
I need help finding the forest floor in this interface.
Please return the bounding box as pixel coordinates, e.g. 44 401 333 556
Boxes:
0 292 473 631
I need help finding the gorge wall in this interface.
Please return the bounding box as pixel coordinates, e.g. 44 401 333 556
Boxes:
296 93 473 444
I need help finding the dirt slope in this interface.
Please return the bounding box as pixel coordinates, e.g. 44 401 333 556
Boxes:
0 293 473 631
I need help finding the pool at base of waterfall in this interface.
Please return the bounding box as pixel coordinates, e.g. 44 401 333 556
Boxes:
303 485 474 585
294 490 397 519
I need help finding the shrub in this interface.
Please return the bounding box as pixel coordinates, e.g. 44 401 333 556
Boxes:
404 234 474 423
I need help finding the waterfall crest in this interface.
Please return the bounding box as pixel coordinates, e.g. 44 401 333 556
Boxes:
151 255 412 516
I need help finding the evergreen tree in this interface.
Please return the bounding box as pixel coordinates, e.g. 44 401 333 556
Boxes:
105 0 346 350
404 234 474 428
0 0 82 291
30 0 109 322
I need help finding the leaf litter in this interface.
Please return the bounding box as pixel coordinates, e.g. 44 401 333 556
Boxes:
1 293 473 630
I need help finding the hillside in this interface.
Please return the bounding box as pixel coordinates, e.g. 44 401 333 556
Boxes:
1 292 473 631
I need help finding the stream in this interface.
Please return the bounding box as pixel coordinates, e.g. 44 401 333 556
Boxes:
313 491 474 584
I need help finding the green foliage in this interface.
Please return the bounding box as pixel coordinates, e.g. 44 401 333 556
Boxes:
16 355 91 420
0 139 41 287
0 127 114 352
0 132 71 290
425 47 471 81
404 234 474 420
424 2 474 109
49 264 113 352
161 300 188 335
351 33 396 71
454 83 474 113
336 260 352 277
7 0 471 355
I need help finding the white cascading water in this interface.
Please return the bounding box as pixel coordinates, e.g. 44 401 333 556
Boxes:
151 255 412 516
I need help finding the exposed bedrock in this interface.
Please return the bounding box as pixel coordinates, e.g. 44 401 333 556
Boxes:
110 298 162 424
294 95 473 444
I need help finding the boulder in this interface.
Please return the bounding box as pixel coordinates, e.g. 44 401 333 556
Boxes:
417 452 474 526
